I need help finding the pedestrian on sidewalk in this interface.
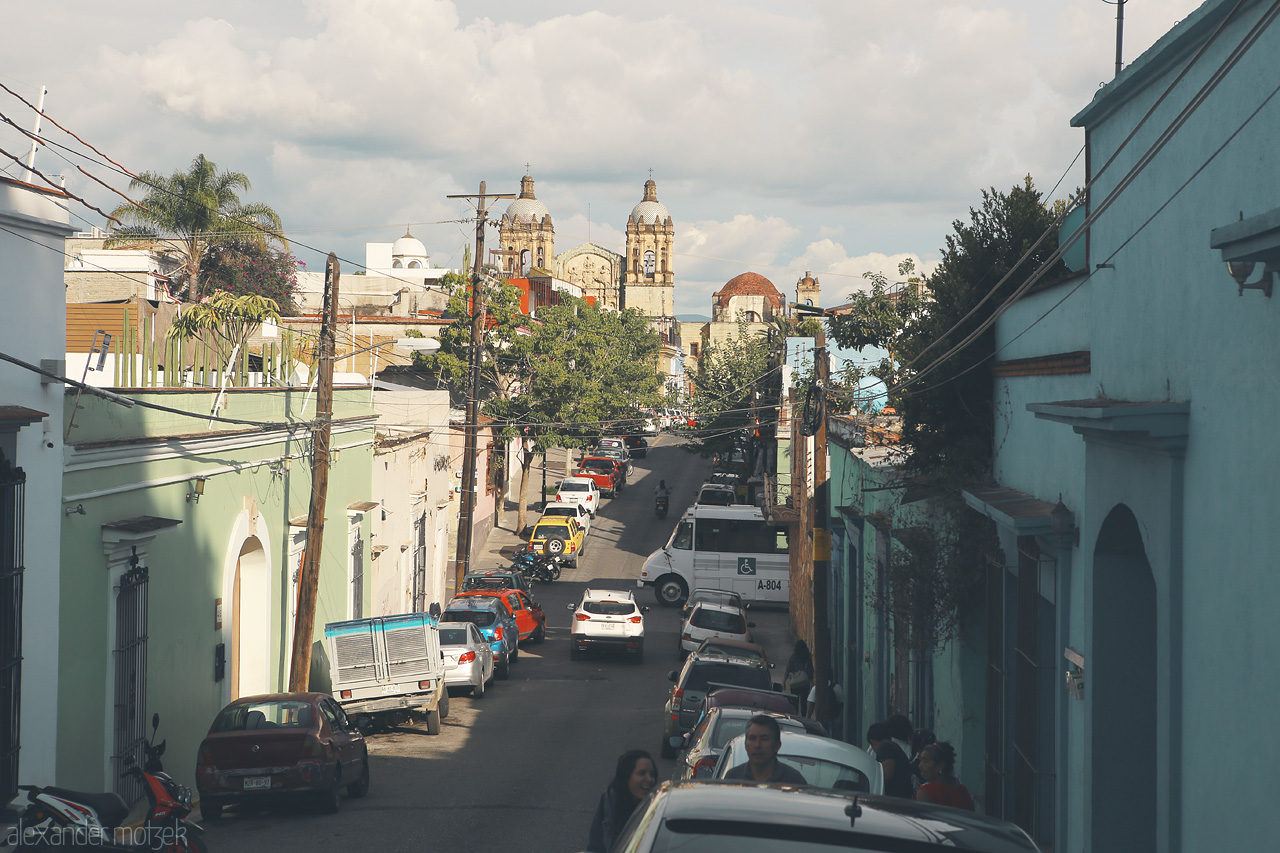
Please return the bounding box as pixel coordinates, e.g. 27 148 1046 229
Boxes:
868 720 912 798
586 749 656 853
914 742 974 810
783 640 814 714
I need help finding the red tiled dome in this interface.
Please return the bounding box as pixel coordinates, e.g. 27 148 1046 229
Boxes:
714 272 783 308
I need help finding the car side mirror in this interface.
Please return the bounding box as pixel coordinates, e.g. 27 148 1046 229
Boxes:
747 622 756 628
669 735 685 749
668 671 678 682
566 603 576 611
772 682 783 692
641 606 650 613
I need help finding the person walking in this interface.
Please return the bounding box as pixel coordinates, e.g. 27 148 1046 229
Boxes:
723 715 808 784
783 640 814 714
914 742 974 810
586 749 657 853
867 720 913 798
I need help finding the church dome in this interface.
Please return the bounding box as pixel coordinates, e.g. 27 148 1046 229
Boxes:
392 229 428 266
503 174 551 224
629 179 670 225
715 272 783 309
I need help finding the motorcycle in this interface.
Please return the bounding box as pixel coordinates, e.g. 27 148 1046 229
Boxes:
655 494 668 518
510 546 562 584
13 714 206 852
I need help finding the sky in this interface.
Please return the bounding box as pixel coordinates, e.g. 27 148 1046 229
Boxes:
2 0 1205 323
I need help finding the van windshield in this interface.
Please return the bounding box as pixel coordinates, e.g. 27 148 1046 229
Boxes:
670 521 693 551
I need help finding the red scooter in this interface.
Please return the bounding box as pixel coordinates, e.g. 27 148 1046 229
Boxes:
13 715 207 851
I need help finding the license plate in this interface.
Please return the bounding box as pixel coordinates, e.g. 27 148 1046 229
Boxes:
243 776 271 790
598 621 621 632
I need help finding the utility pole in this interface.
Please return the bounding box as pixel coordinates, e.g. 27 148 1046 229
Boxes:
289 252 339 691
448 181 515 592
811 324 833 723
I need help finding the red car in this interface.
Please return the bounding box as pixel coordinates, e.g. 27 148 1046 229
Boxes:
452 588 546 643
195 692 369 819
576 456 626 497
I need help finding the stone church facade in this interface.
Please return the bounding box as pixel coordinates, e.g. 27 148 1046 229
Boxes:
496 173 675 317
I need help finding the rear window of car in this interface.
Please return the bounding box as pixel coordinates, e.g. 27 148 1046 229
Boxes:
462 575 512 591
535 524 572 539
711 716 806 750
701 643 764 662
442 610 497 628
439 626 469 645
212 701 313 732
684 662 770 693
692 608 746 633
584 601 636 616
543 507 575 518
692 592 741 610
581 460 613 472
560 481 588 492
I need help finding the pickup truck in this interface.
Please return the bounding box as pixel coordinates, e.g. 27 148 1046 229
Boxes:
576 456 625 497
324 611 449 734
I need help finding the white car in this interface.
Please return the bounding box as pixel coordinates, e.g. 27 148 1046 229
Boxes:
713 730 885 794
679 601 753 657
438 621 495 698
555 476 600 517
539 501 592 538
566 588 647 662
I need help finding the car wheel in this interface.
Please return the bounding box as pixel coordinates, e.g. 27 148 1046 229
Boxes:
632 642 644 664
497 654 510 680
570 642 582 661
655 575 688 607
201 798 223 821
511 644 519 663
472 672 486 698
348 758 370 798
534 623 546 643
440 692 450 719
318 771 343 814
426 707 442 736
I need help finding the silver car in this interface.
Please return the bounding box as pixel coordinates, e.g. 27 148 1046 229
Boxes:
439 622 494 698
592 445 633 477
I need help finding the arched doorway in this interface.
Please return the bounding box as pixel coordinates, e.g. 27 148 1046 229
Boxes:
231 537 270 699
1091 504 1156 853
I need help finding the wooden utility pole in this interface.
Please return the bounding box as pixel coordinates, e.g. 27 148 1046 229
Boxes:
448 182 515 592
811 324 833 723
289 253 339 691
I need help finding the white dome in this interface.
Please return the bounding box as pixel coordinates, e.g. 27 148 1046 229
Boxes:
503 196 551 224
392 230 428 261
630 200 670 225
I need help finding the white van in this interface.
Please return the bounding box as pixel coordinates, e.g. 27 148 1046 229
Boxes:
640 505 790 607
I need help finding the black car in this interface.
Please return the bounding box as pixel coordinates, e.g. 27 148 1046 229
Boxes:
662 649 775 757
623 435 648 458
612 782 1042 852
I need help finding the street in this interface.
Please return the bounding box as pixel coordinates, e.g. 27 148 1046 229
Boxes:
199 434 794 852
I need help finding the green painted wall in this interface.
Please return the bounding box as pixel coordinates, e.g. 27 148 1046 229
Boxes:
57 388 375 792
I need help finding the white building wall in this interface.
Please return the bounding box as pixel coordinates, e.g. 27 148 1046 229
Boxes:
0 178 74 791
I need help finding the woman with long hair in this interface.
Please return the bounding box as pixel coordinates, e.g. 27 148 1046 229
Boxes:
914 742 974 810
783 640 814 714
586 749 657 852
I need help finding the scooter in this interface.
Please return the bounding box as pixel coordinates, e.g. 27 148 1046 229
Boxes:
655 494 668 518
13 714 206 852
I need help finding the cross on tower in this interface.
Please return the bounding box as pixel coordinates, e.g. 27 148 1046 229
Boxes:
648 167 654 179
525 162 531 175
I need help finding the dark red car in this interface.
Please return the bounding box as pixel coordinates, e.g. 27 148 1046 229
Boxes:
453 588 546 643
195 692 369 819
576 456 625 496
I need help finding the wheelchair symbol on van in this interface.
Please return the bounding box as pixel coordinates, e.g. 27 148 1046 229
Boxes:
737 557 757 575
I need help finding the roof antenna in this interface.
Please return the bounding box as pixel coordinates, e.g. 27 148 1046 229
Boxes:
845 795 862 827
1102 0 1127 77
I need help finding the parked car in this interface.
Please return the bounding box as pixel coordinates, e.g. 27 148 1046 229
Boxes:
678 601 754 657
695 483 737 506
661 647 776 757
439 621 494 698
674 706 822 780
623 435 649 458
195 692 369 819
555 476 600 516
596 437 626 452
695 685 802 723
528 515 587 567
452 587 546 644
566 588 647 662
609 782 1041 853
591 445 633 478
460 568 535 597
576 456 626 497
324 612 446 732
441 595 518 678
538 500 592 537
691 638 771 669
680 588 747 621
713 730 885 794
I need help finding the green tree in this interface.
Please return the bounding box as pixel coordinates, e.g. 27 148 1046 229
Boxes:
201 239 300 312
166 291 283 389
687 319 776 459
826 258 927 398
415 272 530 402
106 154 286 300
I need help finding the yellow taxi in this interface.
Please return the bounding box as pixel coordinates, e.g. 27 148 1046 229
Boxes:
528 516 587 568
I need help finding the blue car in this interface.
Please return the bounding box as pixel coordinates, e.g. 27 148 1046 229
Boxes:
441 596 519 679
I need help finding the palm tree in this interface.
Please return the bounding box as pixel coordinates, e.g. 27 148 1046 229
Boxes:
106 154 286 300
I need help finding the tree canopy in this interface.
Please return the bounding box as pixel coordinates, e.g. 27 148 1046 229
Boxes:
106 154 286 300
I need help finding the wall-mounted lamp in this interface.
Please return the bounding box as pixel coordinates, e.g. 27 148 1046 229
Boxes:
1050 496 1077 547
64 503 85 517
1210 209 1280 298
188 476 206 503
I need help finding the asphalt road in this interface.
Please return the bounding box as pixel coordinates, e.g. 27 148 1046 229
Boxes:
198 434 793 853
